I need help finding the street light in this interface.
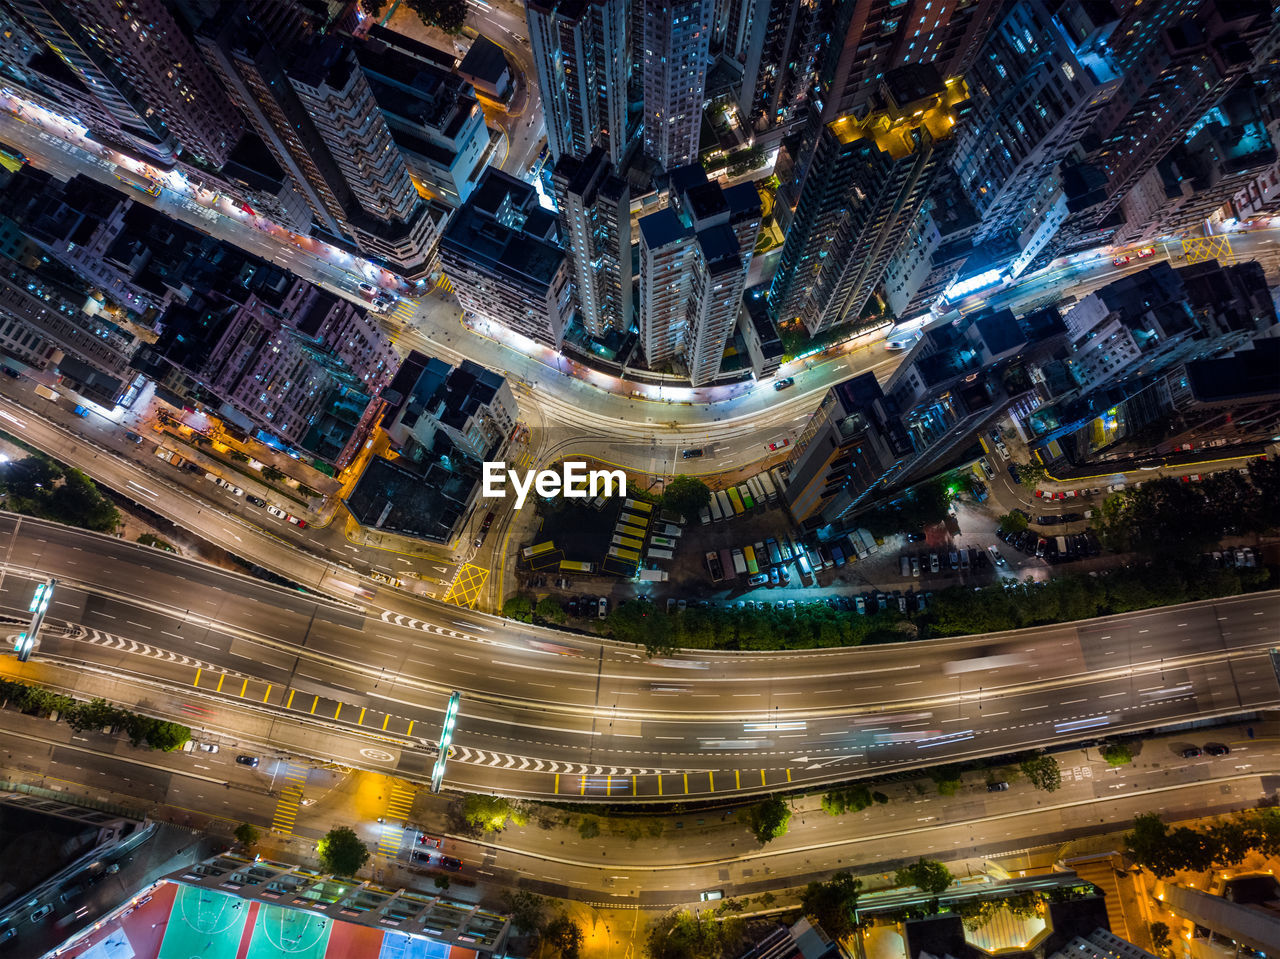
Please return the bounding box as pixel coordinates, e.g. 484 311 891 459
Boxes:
430 691 462 793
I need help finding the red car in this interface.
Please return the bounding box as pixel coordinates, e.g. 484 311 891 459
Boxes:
1112 255 1130 266
287 514 308 528
1137 247 1155 258
1034 489 1045 498
767 438 790 451
417 834 442 848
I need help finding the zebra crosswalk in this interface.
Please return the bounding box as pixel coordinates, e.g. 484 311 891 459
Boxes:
376 783 416 856
272 764 307 836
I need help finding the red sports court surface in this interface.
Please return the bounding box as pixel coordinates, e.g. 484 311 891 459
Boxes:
56 881 477 959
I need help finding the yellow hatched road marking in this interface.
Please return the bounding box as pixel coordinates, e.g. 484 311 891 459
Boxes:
262 684 272 703
381 715 390 731
357 707 366 725
285 689 296 709
215 673 225 692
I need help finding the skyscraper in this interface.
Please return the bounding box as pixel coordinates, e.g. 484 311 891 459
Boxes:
735 0 820 139
199 7 439 278
526 0 630 167
642 0 713 169
769 66 968 336
552 146 632 338
6 0 244 165
638 164 760 385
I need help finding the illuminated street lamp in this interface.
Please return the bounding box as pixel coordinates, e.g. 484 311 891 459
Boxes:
430 691 462 794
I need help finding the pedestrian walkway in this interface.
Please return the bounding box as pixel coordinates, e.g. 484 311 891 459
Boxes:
272 764 307 837
375 783 416 856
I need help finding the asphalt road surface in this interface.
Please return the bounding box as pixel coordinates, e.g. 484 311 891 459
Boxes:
4 514 1277 802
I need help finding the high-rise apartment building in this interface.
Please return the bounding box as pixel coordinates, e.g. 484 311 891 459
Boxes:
552 146 632 339
198 7 440 278
439 168 573 348
638 164 760 385
952 0 1121 276
527 0 629 167
5 0 244 165
769 66 968 336
642 0 713 169
735 0 820 139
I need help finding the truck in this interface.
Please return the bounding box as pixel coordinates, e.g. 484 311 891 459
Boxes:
34 384 59 402
154 446 185 467
719 548 737 581
560 560 596 573
657 523 682 537
765 538 782 565
715 489 732 519
637 568 669 582
647 547 674 561
705 551 724 582
651 535 678 549
757 471 778 503
731 548 747 575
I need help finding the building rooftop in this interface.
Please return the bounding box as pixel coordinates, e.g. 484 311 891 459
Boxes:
1186 338 1280 403
345 454 478 543
442 170 565 287
639 207 688 250
458 35 508 86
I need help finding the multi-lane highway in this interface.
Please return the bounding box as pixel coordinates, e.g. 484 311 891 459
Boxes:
3 514 1277 803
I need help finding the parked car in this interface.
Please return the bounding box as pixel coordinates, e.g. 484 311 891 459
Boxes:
246 494 266 507
440 856 463 871
854 596 866 615
930 553 940 573
1180 746 1202 759
681 448 703 459
286 513 307 528
987 781 1010 792
410 850 432 864
124 431 143 444
597 597 608 619
198 742 219 753
266 505 287 519
910 556 920 577
747 572 768 586
1204 743 1231 757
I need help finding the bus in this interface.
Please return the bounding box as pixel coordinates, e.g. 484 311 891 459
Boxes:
757 471 778 503
113 166 161 196
726 487 744 515
620 512 649 529
708 494 724 522
719 548 737 581
612 534 643 550
647 547 674 560
739 484 755 510
608 547 640 562
651 536 677 549
715 489 732 519
743 544 759 575
560 560 596 572
0 142 26 174
623 498 652 514
522 541 555 559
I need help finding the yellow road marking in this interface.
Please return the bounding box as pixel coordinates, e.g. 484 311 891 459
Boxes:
606 775 612 795
683 774 689 794
658 775 663 797
285 689 295 710
309 695 318 715
735 770 740 789
709 771 715 793
761 769 766 786
262 684 272 703
381 715 390 731
215 673 225 692
554 773 560 794
193 668 201 687
357 707 366 725
786 768 792 782
334 703 341 720
407 720 414 736
632 775 637 795
239 678 247 697
580 775 586 796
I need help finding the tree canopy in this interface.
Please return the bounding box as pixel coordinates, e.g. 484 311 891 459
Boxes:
800 872 862 940
462 794 527 833
745 796 791 844
317 826 370 876
662 475 711 522
895 858 953 895
1019 754 1061 792
404 0 466 33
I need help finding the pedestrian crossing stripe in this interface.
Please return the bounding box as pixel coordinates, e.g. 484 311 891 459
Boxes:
375 783 415 856
271 764 307 836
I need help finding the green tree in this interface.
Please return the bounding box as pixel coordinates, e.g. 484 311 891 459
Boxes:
800 872 861 940
746 796 791 844
262 465 285 483
1015 463 1046 487
502 594 534 622
48 467 120 532
895 858 953 895
577 816 600 839
605 600 675 656
1020 754 1062 792
404 0 467 33
535 596 566 623
930 764 964 796
362 0 388 19
66 697 120 733
662 475 712 522
1101 742 1133 766
297 484 320 498
234 823 260 847
0 455 61 498
501 890 545 937
1150 921 1172 954
998 511 1029 535
317 826 369 876
463 794 527 832
543 912 583 959
144 720 192 752
646 910 744 959
821 784 874 816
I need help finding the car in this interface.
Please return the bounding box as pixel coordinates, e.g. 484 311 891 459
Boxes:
211 476 244 496
995 439 1009 459
897 594 907 613
1137 246 1155 258
1 366 19 378
1112 255 1131 266
767 438 790 451
597 597 608 619
911 556 920 577
370 571 402 587
0 924 14 941
440 856 462 871
930 553 939 573
949 550 959 569
987 545 1006 566
773 377 794 391
987 781 1010 792
905 530 925 543
30 904 53 923
978 457 994 479
855 596 866 615
198 742 219 753
1035 537 1048 558
747 572 768 586
235 755 259 767
246 494 266 507
831 545 846 566
700 889 724 901
1243 547 1256 567
1204 743 1231 757
681 448 703 459
286 514 307 528
358 282 376 294
417 832 443 848
267 505 287 519
474 510 496 547
410 850 432 864
768 567 780 586
1180 746 1202 759
778 564 791 585
1064 489 1078 498
124 431 143 444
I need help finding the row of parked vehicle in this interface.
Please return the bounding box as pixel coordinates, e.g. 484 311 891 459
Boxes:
202 472 309 526
1206 547 1257 568
899 545 993 578
998 527 1100 561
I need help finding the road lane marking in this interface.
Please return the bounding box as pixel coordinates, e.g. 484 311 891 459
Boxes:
262 684 271 703
554 773 560 793
239 678 247 697
683 774 688 794
786 769 792 782
406 720 414 736
358 707 366 725
309 695 318 715
709 771 715 793
334 703 342 720
382 714 390 730
193 667 201 687
735 770 740 789
215 673 225 692
285 689 296 709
